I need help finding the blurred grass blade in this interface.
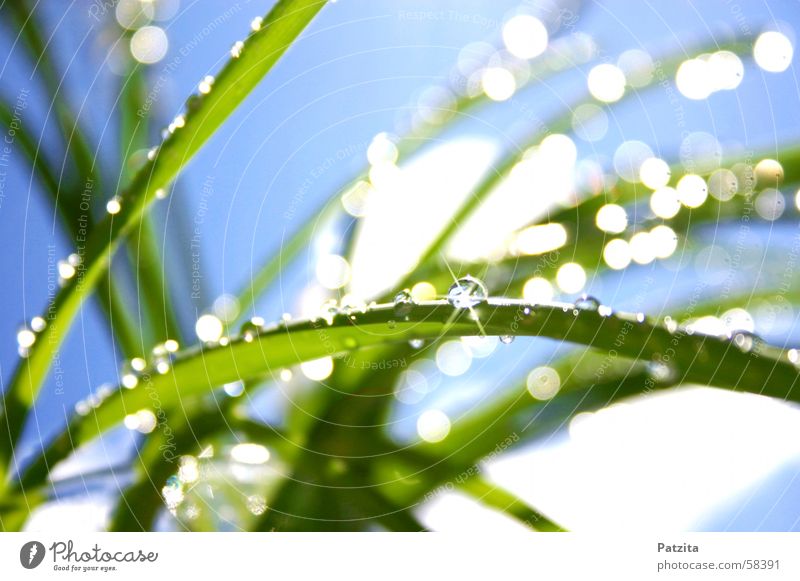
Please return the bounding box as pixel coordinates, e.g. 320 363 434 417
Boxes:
119 60 183 345
396 40 749 291
0 0 327 480
5 0 101 188
235 33 601 318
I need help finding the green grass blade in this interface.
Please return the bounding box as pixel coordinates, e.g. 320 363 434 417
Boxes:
71 299 799 446
395 40 750 292
0 0 328 478
5 0 102 189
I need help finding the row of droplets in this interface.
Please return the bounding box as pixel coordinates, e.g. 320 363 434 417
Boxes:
67 273 783 420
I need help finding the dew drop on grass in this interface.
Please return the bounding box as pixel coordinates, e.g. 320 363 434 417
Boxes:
393 289 414 318
247 495 267 516
240 317 265 342
663 316 678 334
319 299 340 325
198 75 215 94
224 381 245 397
121 372 139 389
647 361 676 383
733 331 759 352
447 275 488 309
409 338 425 349
499 335 514 344
574 294 601 312
230 40 245 58
16 327 36 349
250 16 263 31
106 196 122 215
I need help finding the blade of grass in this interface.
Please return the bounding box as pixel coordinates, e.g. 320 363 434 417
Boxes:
119 59 183 345
65 299 800 447
234 32 602 320
4 0 102 189
394 40 750 292
0 0 328 481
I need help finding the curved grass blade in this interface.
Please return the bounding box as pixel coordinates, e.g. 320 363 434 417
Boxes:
69 298 800 446
0 0 328 480
395 40 750 292
233 32 601 321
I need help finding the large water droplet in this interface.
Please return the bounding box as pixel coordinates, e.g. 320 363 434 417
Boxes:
393 289 415 318
447 275 488 309
574 294 601 312
499 335 515 344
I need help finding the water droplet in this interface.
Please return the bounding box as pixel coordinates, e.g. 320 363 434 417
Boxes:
147 146 158 161
647 361 676 383
447 275 488 309
319 299 339 325
196 314 224 343
788 348 799 364
636 312 646 323
155 358 171 374
250 16 263 31
16 327 36 348
178 456 199 484
575 294 601 311
279 369 293 382
499 335 515 344
57 260 76 280
733 331 759 352
409 338 425 349
74 400 91 416
393 289 415 318
198 75 215 94
106 196 122 215
121 372 139 389
523 307 531 316
162 478 185 511
340 295 367 316
247 494 267 515
240 317 265 342
387 319 397 329
230 40 245 58
155 188 168 200
92 383 110 399
663 316 678 333
131 357 147 372
224 380 245 397
597 305 613 317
